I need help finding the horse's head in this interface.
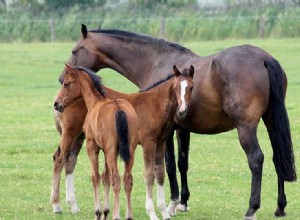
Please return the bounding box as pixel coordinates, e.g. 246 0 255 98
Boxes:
173 65 194 117
59 24 103 84
55 64 82 112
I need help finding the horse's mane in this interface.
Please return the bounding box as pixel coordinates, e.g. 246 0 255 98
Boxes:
89 29 191 53
140 74 174 92
74 66 106 97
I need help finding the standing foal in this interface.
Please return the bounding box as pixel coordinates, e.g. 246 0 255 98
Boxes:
54 64 138 220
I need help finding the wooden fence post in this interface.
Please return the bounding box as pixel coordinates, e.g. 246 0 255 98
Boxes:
258 15 265 38
49 17 55 42
160 16 165 38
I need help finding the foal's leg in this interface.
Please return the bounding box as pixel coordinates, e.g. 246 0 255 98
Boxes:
123 148 135 220
237 124 264 220
50 133 76 213
155 142 170 220
165 131 180 216
143 141 159 220
102 158 110 220
64 132 85 213
86 139 102 220
176 128 190 212
106 148 121 220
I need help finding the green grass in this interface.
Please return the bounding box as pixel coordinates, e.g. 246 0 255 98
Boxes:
0 39 299 220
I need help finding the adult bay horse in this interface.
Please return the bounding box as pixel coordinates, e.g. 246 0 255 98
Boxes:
52 64 195 220
57 25 296 219
54 64 139 220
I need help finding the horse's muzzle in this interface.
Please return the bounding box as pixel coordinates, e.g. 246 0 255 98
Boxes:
54 102 64 113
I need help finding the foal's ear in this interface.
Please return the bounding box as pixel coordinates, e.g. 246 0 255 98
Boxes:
81 24 88 38
189 65 194 78
64 63 76 73
173 65 181 77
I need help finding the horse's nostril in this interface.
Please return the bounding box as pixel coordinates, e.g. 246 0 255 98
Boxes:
54 102 58 107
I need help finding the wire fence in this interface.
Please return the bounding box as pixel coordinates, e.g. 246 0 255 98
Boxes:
1 16 300 42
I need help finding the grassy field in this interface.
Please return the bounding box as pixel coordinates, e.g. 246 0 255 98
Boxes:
0 39 299 220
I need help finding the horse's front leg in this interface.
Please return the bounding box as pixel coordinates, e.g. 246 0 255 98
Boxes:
237 124 264 220
176 128 190 212
64 132 85 213
155 142 170 220
165 131 180 217
142 141 159 220
86 138 102 220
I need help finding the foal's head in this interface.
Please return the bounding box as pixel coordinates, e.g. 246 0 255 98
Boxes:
173 65 194 117
54 64 104 112
54 64 83 112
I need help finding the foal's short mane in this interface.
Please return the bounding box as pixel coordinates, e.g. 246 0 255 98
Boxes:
74 66 106 97
89 29 191 53
140 74 174 92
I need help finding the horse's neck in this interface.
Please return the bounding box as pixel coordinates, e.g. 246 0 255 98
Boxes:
79 75 104 110
98 35 199 90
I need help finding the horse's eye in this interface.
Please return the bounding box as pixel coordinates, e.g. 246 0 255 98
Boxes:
72 50 77 55
64 83 70 88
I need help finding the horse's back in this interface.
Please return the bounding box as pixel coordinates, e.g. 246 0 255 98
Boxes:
177 45 276 133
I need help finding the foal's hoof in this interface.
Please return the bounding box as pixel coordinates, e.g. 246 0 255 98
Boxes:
244 214 257 220
275 208 286 217
53 204 62 214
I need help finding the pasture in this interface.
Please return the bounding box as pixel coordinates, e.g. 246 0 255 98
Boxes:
0 39 299 219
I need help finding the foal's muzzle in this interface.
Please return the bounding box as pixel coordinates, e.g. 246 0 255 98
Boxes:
177 107 187 117
54 102 64 113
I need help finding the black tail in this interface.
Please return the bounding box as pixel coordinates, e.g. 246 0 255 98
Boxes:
115 110 130 163
264 58 296 182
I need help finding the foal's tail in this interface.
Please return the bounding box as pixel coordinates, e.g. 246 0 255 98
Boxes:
263 58 297 182
115 110 130 163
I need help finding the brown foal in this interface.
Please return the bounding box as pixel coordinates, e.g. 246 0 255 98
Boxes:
54 64 138 220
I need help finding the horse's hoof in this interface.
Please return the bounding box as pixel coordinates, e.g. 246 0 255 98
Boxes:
275 208 286 217
244 214 257 220
70 206 80 214
53 204 62 214
177 203 189 212
167 200 177 216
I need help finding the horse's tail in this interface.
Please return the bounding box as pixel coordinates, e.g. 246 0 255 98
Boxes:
263 58 297 182
115 110 130 163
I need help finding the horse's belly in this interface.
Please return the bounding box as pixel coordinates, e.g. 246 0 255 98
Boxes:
175 107 235 134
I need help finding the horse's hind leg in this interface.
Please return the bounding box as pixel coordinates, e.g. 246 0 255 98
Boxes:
237 124 264 220
263 116 287 217
102 159 110 220
176 128 190 212
123 148 135 220
106 149 121 220
64 132 85 213
86 139 102 220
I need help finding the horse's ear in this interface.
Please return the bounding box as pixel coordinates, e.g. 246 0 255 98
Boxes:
173 65 181 77
81 24 88 38
189 65 194 78
98 25 101 29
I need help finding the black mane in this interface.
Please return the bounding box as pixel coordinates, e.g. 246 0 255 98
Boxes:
74 66 106 97
140 74 174 92
89 29 191 53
